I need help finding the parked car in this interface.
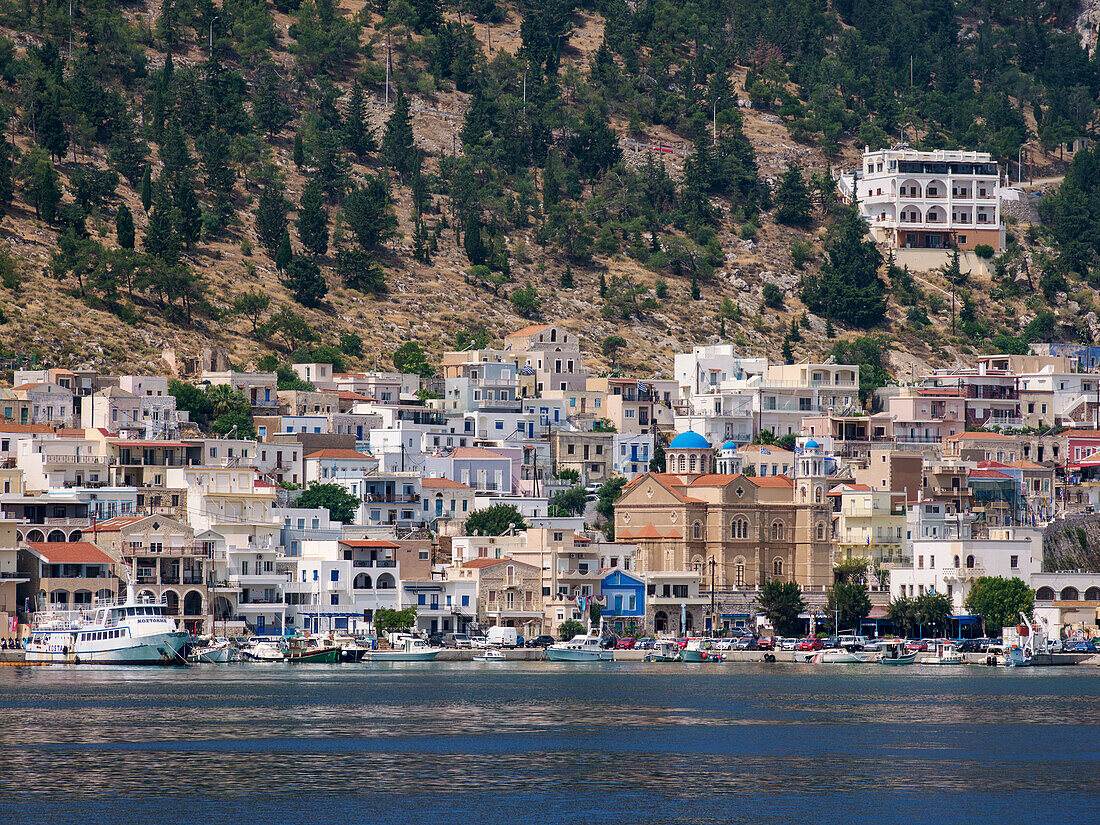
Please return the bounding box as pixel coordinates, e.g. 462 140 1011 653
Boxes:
674 637 690 649
616 638 636 649
525 635 555 648
823 636 841 650
732 636 758 650
444 633 472 649
797 637 823 651
714 638 737 651
779 637 799 651
469 635 490 649
1071 639 1097 654
427 632 445 648
600 636 618 649
635 637 657 650
756 637 775 651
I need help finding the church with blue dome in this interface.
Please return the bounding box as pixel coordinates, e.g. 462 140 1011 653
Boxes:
667 430 713 474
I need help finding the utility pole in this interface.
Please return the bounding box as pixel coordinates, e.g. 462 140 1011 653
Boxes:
386 35 391 106
712 98 717 146
209 16 218 56
709 557 716 632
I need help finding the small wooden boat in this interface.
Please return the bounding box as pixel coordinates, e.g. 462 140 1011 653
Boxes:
284 637 339 663
189 638 233 663
473 648 505 662
921 642 963 665
878 640 918 665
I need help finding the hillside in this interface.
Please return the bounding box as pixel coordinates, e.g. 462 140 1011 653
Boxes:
0 0 1095 382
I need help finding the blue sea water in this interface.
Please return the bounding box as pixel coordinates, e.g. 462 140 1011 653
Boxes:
1 661 1099 824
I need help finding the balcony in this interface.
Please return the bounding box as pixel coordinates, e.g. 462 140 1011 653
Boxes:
352 559 396 568
364 493 420 503
942 566 985 581
122 543 214 558
38 454 109 465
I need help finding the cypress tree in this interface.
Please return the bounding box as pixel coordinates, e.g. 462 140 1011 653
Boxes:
463 213 487 265
144 184 181 264
382 89 419 180
141 165 153 212
282 254 328 308
293 132 305 170
275 231 293 272
116 204 135 250
174 177 202 248
775 165 813 226
343 81 376 159
256 183 289 254
296 179 329 256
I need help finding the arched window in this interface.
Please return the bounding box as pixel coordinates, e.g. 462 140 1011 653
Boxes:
800 488 807 502
354 573 372 590
1060 586 1080 601
816 522 825 541
965 555 975 569
689 454 697 473
772 558 783 576
815 487 822 503
1035 586 1055 601
692 522 702 540
771 521 783 541
376 573 396 589
506 565 516 585
735 559 746 588
678 454 686 472
1085 587 1100 602
954 555 960 569
732 518 748 539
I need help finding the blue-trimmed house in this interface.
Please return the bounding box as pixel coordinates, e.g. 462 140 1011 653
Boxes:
600 570 646 634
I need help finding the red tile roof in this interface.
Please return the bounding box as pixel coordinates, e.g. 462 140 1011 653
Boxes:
25 542 115 564
463 557 512 568
421 477 472 489
447 447 509 459
505 324 551 339
306 449 376 460
339 539 400 549
969 469 1013 480
88 516 146 532
749 476 794 487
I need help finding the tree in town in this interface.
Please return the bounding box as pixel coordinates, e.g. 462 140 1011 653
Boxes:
282 255 328 307
464 503 528 536
826 581 872 634
887 596 918 638
558 619 585 641
595 477 627 522
648 443 666 472
913 591 953 638
550 485 587 517
775 164 813 226
965 576 1035 636
757 579 805 637
296 481 362 523
374 607 418 636
296 179 329 256
392 340 435 377
555 468 580 484
601 334 627 369
116 204 135 250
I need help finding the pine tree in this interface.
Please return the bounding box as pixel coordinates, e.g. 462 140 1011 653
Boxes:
775 165 813 226
19 148 61 223
412 216 431 264
275 231 293 272
598 272 607 298
282 255 328 307
337 246 387 294
691 276 701 300
293 132 305 170
343 176 396 251
141 165 153 212
256 183 289 254
800 206 886 328
144 184 181 265
789 316 801 342
174 177 202 248
116 204 135 250
781 334 794 363
343 81 376 159
382 89 419 180
825 318 835 338
560 265 574 288
0 136 13 208
254 63 291 136
38 91 69 162
542 154 560 212
463 213 487 265
296 179 329 256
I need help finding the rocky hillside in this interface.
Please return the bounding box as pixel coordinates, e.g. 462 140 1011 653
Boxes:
0 0 1093 382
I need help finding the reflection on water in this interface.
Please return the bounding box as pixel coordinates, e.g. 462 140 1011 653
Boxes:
1 662 1098 823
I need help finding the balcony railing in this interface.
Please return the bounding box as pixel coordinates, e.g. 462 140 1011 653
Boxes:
364 493 420 503
942 566 985 581
122 543 214 558
38 454 110 465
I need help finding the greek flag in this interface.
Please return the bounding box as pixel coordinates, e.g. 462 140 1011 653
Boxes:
520 365 536 376
637 381 650 393
760 448 771 455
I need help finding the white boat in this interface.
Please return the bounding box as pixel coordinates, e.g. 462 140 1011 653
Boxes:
24 585 189 665
878 640 918 665
681 639 720 662
644 640 682 662
190 638 234 663
545 616 614 662
240 636 287 662
362 636 442 662
921 642 963 665
473 648 506 662
811 649 867 664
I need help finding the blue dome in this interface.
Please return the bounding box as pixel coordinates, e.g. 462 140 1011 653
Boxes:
670 430 711 450
805 439 820 449
720 440 738 451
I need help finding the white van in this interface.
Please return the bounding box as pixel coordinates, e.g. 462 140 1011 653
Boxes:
486 626 519 648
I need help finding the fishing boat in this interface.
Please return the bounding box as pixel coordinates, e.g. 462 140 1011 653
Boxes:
334 636 372 662
878 640 918 665
681 638 719 662
24 584 189 665
644 639 682 662
239 636 286 662
1006 645 1032 667
473 648 506 662
921 641 963 665
284 636 340 663
362 636 442 662
189 638 234 663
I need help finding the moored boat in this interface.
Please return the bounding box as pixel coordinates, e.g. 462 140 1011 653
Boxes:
878 640 918 665
239 636 286 662
284 636 340 663
190 638 234 663
362 636 442 662
681 639 719 662
473 648 506 662
921 641 963 665
812 649 867 664
24 584 189 666
644 639 682 662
